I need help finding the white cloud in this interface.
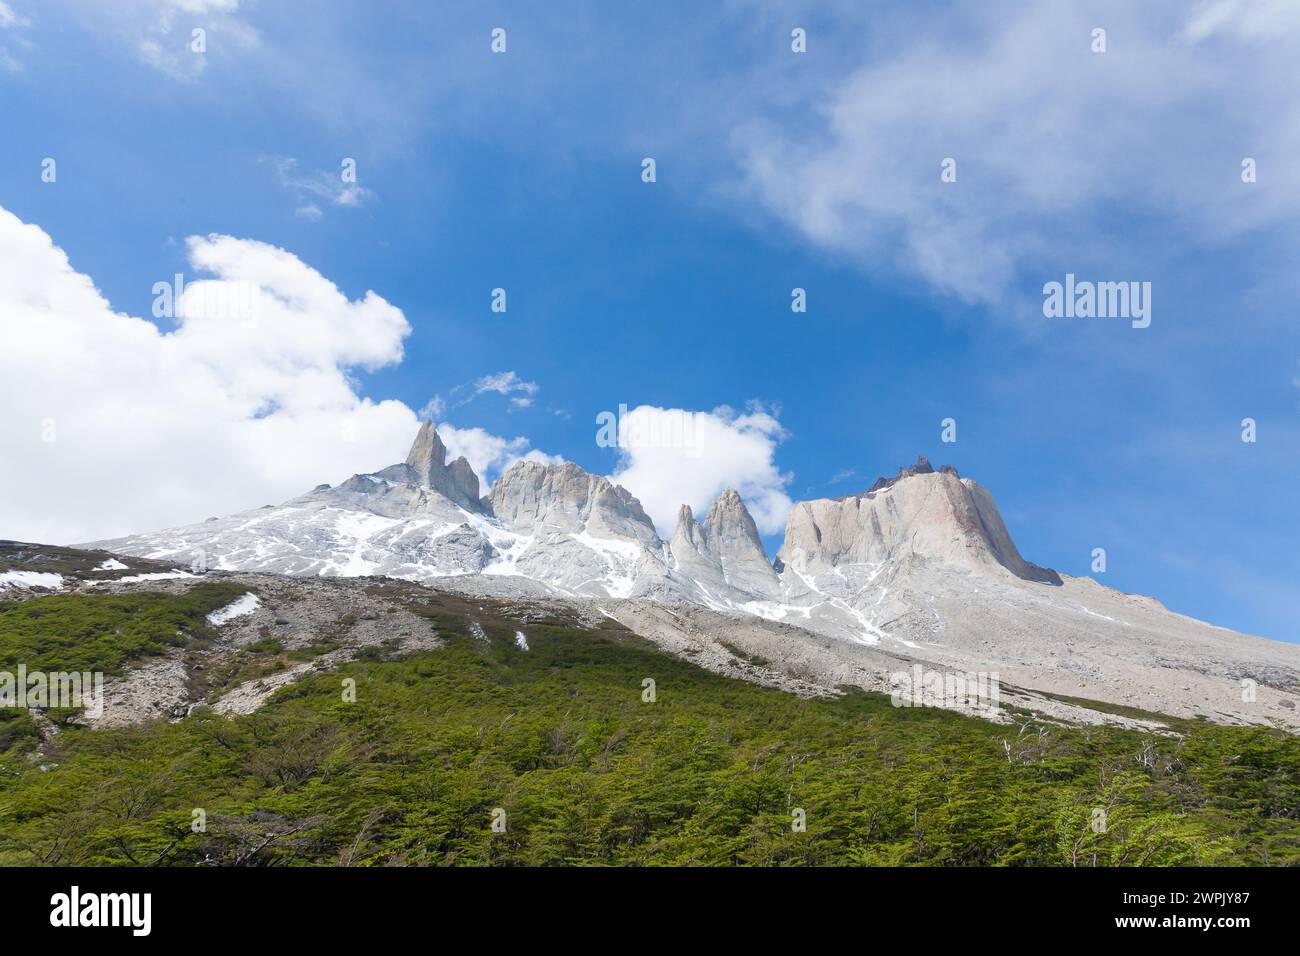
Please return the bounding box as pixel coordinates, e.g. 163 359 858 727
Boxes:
737 1 1300 310
0 0 29 72
1182 0 1300 42
466 370 539 409
57 0 258 80
0 209 783 545
436 424 561 487
268 157 376 221
418 395 446 422
163 0 242 12
425 370 541 426
0 205 421 543
609 404 792 537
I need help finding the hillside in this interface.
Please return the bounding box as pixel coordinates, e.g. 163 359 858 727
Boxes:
1 544 1297 866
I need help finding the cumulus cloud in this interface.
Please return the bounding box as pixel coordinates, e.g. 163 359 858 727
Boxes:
437 423 562 486
609 404 792 537
0 205 421 543
738 0 1300 310
0 208 790 545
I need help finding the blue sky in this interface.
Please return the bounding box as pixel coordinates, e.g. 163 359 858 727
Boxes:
0 0 1296 641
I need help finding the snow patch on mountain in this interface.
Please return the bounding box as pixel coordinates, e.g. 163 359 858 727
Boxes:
207 592 262 625
0 570 64 590
81 424 1300 733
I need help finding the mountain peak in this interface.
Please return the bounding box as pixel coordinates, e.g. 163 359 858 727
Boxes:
862 455 958 494
707 488 742 516
403 421 482 510
487 455 659 548
666 488 779 600
671 503 708 557
784 464 1058 585
704 488 763 551
405 421 447 474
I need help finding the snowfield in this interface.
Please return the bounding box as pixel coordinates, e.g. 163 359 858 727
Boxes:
0 570 64 590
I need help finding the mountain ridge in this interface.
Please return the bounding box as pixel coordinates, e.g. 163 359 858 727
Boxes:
88 423 1050 615
80 422 1300 729
71 422 1197 618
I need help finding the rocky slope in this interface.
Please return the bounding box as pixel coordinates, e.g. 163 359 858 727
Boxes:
83 423 1300 730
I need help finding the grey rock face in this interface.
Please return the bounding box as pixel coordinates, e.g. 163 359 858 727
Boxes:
484 459 674 598
405 421 482 510
669 505 716 580
90 425 685 600
669 489 780 603
489 460 658 543
86 424 500 580
779 468 1053 583
772 468 1067 647
82 425 1300 729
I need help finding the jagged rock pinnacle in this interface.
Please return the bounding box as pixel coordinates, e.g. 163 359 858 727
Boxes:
403 421 481 510
862 455 957 495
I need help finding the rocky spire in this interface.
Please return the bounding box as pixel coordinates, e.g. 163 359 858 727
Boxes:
405 421 446 478
672 504 709 554
669 488 780 599
703 488 766 554
403 422 482 510
907 455 935 475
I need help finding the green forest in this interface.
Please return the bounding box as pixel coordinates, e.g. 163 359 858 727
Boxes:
1 583 1296 866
